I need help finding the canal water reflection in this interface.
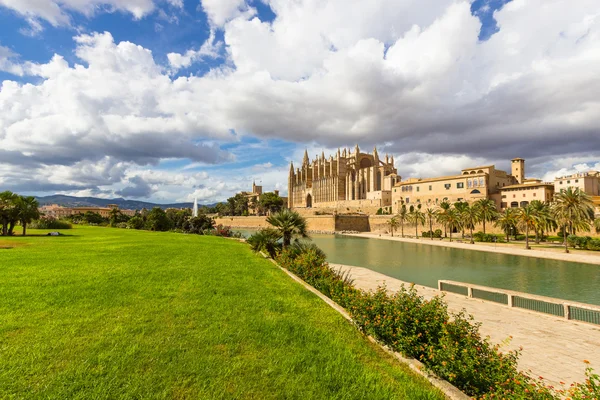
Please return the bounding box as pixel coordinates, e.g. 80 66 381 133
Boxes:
236 230 600 305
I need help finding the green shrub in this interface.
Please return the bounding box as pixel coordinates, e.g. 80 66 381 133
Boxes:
275 242 561 398
434 229 442 238
587 239 600 251
30 217 72 230
127 216 144 230
473 231 504 243
247 228 282 258
567 365 600 399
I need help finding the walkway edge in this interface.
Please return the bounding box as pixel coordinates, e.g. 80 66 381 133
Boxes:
259 252 470 400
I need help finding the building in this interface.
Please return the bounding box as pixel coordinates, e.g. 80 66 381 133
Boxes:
288 145 399 214
391 159 522 211
239 182 287 215
39 204 136 218
499 179 555 209
554 171 600 214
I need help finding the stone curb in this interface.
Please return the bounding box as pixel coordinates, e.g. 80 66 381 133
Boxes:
259 252 470 400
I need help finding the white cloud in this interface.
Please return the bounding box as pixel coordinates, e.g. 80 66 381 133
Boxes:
2 0 600 203
200 0 254 27
167 30 223 71
0 0 158 31
0 44 24 75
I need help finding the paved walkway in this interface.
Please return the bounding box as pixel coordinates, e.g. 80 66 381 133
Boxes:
332 264 600 387
346 233 600 266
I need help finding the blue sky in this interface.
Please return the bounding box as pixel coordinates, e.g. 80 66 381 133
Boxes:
1 0 599 203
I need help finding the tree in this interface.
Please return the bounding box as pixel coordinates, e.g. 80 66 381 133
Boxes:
460 203 480 244
16 196 40 236
444 208 461 242
407 204 425 238
226 193 249 216
183 215 215 234
496 208 517 242
552 187 595 253
454 201 469 239
474 199 498 234
145 207 173 231
247 228 282 258
437 200 451 238
529 200 554 244
0 191 19 236
516 205 538 250
424 207 437 241
109 208 121 227
396 200 408 238
266 209 308 248
387 216 399 237
127 216 145 230
595 217 600 234
259 192 284 215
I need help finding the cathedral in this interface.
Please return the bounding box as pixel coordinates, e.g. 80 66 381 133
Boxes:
288 145 399 213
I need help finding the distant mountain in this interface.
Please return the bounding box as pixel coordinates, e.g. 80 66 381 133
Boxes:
35 195 216 210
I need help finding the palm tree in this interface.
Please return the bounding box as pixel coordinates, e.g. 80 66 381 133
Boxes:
474 199 498 234
460 203 480 244
552 187 595 253
408 204 425 238
424 207 437 241
16 196 40 236
529 200 554 244
438 200 451 238
266 209 308 248
516 205 538 250
444 208 461 243
0 191 18 236
454 201 469 239
496 208 517 242
595 217 600 234
397 201 408 238
387 216 400 237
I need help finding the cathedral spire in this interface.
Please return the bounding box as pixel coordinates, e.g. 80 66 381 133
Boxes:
373 146 379 162
355 143 360 154
321 150 325 160
302 149 309 165
289 162 294 175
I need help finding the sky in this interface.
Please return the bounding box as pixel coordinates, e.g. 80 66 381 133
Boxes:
0 0 599 204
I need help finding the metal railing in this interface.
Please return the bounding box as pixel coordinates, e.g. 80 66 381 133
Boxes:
438 280 600 325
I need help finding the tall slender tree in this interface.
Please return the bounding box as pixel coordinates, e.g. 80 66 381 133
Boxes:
387 216 399 237
424 207 437 241
396 200 408 238
437 200 451 238
460 203 480 244
16 196 40 236
474 198 498 234
454 201 469 239
496 208 517 242
444 208 461 243
552 187 594 253
408 204 425 238
516 205 538 250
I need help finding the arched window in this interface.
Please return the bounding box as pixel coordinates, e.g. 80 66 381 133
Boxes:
360 158 372 169
477 170 484 173
520 201 529 207
473 179 478 187
470 171 476 175
467 180 472 188
463 172 469 175
479 178 485 186
470 189 481 194
510 202 518 208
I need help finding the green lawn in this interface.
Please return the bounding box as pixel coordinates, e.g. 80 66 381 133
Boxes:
0 226 443 399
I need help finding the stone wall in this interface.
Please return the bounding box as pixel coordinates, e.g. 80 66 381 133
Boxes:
214 215 369 233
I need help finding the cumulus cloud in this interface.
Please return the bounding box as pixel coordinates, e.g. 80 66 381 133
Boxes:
0 44 24 75
167 30 223 71
200 0 254 27
0 0 158 31
2 0 600 203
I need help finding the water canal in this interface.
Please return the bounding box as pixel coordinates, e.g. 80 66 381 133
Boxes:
236 230 600 305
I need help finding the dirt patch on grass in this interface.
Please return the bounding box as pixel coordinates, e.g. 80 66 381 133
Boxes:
0 240 25 249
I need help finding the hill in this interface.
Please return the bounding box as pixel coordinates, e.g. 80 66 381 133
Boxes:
34 195 211 210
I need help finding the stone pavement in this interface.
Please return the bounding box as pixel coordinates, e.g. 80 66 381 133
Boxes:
332 264 600 387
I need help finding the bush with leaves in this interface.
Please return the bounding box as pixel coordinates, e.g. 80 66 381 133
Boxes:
247 228 282 258
127 216 145 230
29 217 72 230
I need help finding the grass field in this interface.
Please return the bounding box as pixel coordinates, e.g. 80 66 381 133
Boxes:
0 226 443 399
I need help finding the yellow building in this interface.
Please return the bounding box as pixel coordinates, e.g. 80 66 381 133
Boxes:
39 204 136 218
391 159 521 211
499 180 555 209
